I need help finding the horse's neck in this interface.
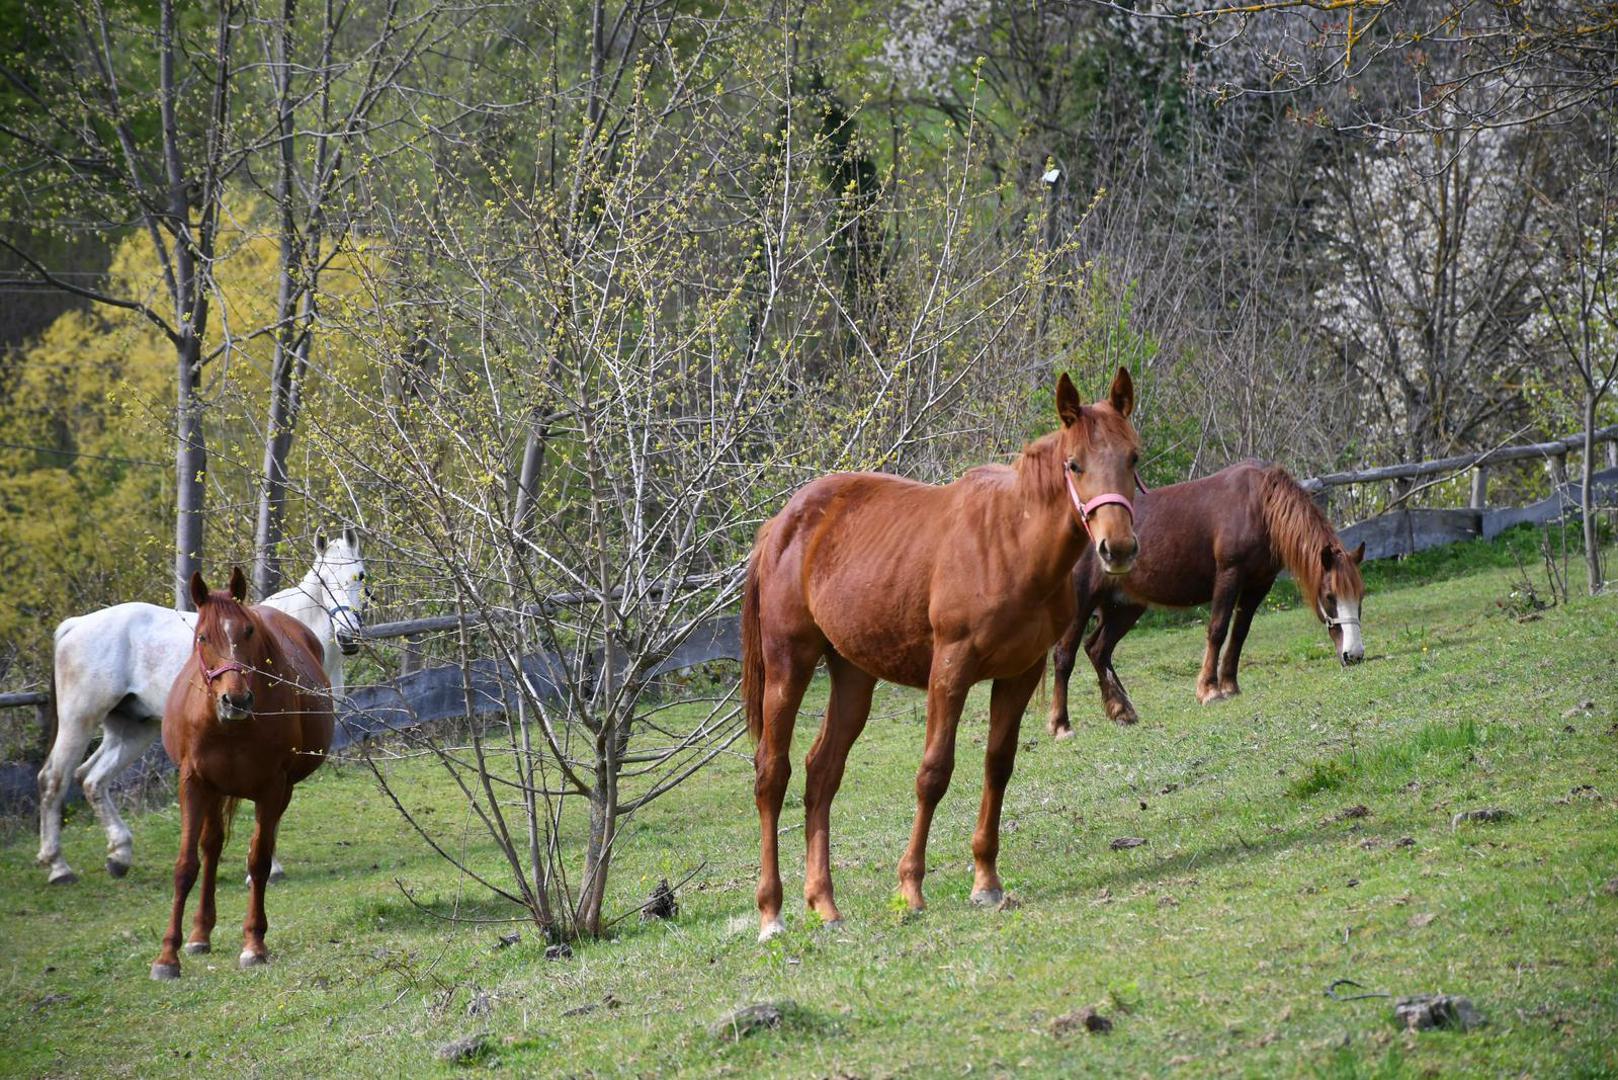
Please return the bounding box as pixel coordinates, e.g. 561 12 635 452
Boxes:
263 573 332 641
1008 443 1089 586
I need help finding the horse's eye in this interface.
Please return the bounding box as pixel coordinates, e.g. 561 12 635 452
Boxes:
197 634 207 644
1129 453 1139 468
245 625 254 638
356 572 365 582
1068 461 1083 474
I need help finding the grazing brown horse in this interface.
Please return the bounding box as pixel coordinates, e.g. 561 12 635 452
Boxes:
1048 461 1366 736
742 369 1142 941
150 568 333 980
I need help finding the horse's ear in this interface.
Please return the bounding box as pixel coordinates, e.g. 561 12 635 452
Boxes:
1055 372 1083 427
1350 541 1366 565
343 526 360 554
1109 366 1135 418
229 567 249 602
1320 545 1336 573
189 571 210 610
315 531 329 555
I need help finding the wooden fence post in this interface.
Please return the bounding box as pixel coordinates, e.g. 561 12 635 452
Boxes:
1550 453 1569 486
1469 466 1489 509
37 699 53 760
399 634 423 677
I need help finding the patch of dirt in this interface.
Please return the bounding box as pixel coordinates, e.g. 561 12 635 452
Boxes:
544 942 573 960
435 1033 491 1064
1409 912 1437 928
1050 1007 1112 1037
642 878 679 921
1451 808 1511 829
1110 836 1146 850
709 1001 794 1042
1333 805 1371 822
1394 994 1485 1032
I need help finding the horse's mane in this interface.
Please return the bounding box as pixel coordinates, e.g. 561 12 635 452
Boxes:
1258 465 1363 603
1007 411 1139 493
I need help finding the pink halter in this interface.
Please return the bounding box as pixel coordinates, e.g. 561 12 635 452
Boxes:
1065 467 1145 537
195 639 249 685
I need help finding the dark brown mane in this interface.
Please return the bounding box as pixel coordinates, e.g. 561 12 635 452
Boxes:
1258 465 1363 604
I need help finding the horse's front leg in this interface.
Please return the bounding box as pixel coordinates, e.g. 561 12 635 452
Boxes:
1089 601 1147 724
1218 584 1266 698
151 776 209 980
185 796 226 955
1197 571 1241 704
897 646 973 911
241 786 290 969
971 658 1044 906
1047 614 1085 740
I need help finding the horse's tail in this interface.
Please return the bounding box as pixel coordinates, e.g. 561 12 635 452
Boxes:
222 797 242 846
741 525 770 745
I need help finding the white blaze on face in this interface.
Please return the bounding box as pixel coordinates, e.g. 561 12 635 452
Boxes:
1337 597 1363 660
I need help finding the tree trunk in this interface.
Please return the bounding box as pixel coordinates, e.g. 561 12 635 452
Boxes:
1582 393 1602 594
252 0 303 600
174 334 206 609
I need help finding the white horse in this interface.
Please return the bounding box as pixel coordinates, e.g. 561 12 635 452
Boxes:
36 530 367 885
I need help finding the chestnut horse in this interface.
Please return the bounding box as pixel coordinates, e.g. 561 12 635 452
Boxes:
742 369 1142 941
150 568 333 980
1048 461 1366 736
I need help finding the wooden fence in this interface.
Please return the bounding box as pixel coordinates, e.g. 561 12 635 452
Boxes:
3 425 1615 808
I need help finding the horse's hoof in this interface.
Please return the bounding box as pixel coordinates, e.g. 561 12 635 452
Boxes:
1052 727 1075 741
106 859 130 878
48 868 78 886
1112 712 1139 726
183 941 211 956
1196 689 1226 705
969 888 1004 908
238 951 268 970
268 867 287 885
757 918 787 943
150 963 181 981
822 918 845 932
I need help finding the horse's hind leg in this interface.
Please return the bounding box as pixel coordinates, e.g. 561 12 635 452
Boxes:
79 715 159 877
755 640 819 942
971 658 1044 906
1089 601 1146 724
185 797 226 955
36 703 99 885
802 653 876 926
242 785 291 969
152 776 210 980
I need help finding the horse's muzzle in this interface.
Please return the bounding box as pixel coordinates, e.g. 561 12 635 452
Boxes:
339 640 360 657
1340 649 1365 667
217 693 254 722
1096 536 1138 577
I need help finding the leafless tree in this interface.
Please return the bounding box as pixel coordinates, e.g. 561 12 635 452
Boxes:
1525 113 1618 592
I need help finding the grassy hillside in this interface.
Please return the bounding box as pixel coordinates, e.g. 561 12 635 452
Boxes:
2 543 1616 1078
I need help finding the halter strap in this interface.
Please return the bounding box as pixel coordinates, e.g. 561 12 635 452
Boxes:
1319 604 1361 629
1065 467 1137 537
195 639 249 685
327 602 360 625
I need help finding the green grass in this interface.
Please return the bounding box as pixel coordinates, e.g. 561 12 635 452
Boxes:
3 543 1617 1078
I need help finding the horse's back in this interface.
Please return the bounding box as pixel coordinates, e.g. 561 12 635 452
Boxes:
1097 463 1273 609
54 602 197 719
757 472 952 686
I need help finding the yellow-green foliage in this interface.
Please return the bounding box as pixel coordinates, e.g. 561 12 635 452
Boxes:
0 203 373 685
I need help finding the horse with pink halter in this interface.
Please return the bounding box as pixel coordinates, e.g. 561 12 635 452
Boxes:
35 530 366 886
